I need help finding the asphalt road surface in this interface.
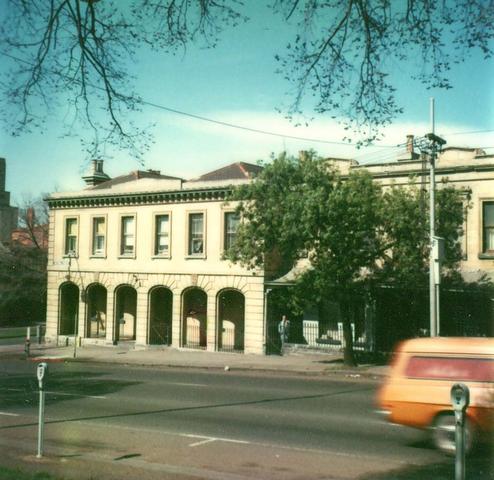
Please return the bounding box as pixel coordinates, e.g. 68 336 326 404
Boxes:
0 359 492 480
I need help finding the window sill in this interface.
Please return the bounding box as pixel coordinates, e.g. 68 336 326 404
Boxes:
90 254 106 259
63 253 78 259
118 254 136 260
152 255 171 260
478 253 494 260
185 254 207 260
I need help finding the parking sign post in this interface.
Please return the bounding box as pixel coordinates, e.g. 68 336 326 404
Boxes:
36 362 48 458
451 383 470 480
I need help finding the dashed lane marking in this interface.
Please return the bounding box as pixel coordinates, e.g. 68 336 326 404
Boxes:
45 391 107 399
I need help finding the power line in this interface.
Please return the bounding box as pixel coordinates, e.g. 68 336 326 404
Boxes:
1 49 493 148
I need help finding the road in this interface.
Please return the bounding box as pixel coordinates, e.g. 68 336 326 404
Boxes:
0 359 491 480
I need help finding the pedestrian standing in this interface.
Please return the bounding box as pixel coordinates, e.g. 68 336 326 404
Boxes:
278 315 290 354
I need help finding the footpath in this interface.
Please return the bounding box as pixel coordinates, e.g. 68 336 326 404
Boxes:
2 341 389 379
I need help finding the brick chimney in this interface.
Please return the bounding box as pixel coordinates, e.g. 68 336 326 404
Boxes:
82 159 111 186
406 135 415 155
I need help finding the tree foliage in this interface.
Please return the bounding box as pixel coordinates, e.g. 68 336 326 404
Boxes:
226 153 383 365
275 0 494 142
379 181 466 286
1 1 492 157
226 152 467 364
0 196 48 326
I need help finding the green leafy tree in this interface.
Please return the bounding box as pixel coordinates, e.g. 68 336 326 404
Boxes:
0 197 48 326
226 152 383 366
378 181 467 287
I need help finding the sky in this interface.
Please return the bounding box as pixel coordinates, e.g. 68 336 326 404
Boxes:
0 2 493 203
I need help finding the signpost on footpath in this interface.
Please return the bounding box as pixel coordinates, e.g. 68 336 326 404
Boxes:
451 383 470 480
36 362 48 458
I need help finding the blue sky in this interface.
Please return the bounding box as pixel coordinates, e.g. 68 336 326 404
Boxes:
0 2 493 202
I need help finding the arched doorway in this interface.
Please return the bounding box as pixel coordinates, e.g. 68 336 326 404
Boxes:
114 285 137 342
218 289 245 352
148 287 173 345
59 282 79 335
86 284 107 338
182 288 207 349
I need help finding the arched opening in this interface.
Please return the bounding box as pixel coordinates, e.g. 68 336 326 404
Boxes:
59 282 79 335
86 284 107 338
182 288 207 349
218 289 245 352
148 287 173 345
114 285 137 342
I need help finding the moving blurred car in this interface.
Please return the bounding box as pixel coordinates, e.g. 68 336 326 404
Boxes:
376 337 494 453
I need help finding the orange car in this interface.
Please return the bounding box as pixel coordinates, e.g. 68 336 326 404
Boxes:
376 337 494 453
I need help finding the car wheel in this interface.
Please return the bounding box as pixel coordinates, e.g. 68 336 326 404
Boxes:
432 412 474 455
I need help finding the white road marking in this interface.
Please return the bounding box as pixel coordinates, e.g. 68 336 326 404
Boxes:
183 433 250 447
167 382 208 387
45 391 107 399
189 438 217 447
0 411 20 417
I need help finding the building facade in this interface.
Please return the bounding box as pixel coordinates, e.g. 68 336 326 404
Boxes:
45 143 494 355
45 161 266 354
0 158 18 245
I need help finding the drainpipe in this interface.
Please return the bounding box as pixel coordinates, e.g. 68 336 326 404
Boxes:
263 288 272 355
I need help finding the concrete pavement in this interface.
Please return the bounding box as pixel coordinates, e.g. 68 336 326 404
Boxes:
1 341 389 378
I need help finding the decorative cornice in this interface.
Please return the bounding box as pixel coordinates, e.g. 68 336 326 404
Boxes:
354 164 494 180
47 186 232 209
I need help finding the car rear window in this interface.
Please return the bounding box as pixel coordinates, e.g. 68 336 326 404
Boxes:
405 356 494 382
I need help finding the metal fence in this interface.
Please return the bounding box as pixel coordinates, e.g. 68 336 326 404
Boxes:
218 325 244 353
301 321 367 351
183 323 207 350
0 324 45 346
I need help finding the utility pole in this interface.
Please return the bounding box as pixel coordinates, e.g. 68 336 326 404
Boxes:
427 98 446 337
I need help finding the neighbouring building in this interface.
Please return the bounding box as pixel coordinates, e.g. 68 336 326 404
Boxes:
45 160 266 353
297 140 494 352
45 142 494 355
0 158 18 245
11 207 49 249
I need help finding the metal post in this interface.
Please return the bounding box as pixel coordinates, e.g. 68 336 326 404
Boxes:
36 362 48 459
455 411 466 480
25 326 31 357
263 289 272 355
37 325 41 344
37 387 45 458
429 98 437 337
451 383 469 480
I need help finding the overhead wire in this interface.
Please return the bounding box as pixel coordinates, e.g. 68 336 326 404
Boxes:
1 49 493 150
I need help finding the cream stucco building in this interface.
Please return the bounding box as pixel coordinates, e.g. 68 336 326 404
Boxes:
45 142 494 354
45 161 267 354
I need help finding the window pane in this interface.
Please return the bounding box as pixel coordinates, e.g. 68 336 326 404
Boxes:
189 214 204 255
92 218 105 254
65 218 77 254
405 356 494 382
484 203 494 226
483 203 494 252
121 217 135 255
155 215 170 255
224 212 239 250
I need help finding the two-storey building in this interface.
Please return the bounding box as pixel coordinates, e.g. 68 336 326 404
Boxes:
45 161 266 354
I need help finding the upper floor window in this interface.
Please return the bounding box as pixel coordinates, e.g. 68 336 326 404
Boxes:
92 217 106 256
483 202 494 254
154 214 170 256
224 211 240 251
64 218 78 255
188 213 204 256
120 216 135 256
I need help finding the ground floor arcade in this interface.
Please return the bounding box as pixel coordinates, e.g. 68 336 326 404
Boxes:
45 270 265 354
